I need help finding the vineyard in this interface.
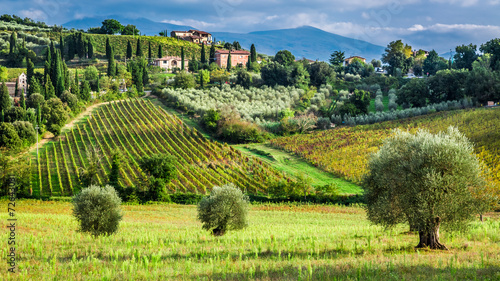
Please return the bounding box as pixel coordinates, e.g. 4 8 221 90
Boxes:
270 108 500 185
32 99 289 197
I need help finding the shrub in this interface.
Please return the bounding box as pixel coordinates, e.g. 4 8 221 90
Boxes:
316 117 331 130
12 121 36 145
139 153 177 181
197 183 249 236
27 93 44 109
0 122 21 149
72 185 123 237
201 109 220 133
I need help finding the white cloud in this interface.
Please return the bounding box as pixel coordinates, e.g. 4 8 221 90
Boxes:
161 19 217 29
408 24 425 31
430 0 479 6
19 9 46 21
361 12 370 19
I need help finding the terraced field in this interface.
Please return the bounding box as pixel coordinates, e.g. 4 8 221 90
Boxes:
32 99 289 197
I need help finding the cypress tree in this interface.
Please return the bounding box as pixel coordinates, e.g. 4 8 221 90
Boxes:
20 89 26 110
250 44 257 62
45 75 55 99
142 64 149 87
181 47 185 70
209 44 216 63
37 104 41 125
27 58 34 87
105 37 111 60
53 50 65 97
1 110 3 122
158 44 163 58
74 69 79 85
96 75 100 93
148 41 152 60
200 72 204 88
115 62 118 77
0 82 11 113
88 40 94 59
59 36 65 60
201 43 206 64
108 46 115 77
136 38 143 57
14 79 19 97
67 35 75 60
77 32 85 58
80 80 91 101
30 78 40 97
126 41 133 59
9 32 17 55
44 45 52 84
63 60 70 90
227 51 232 71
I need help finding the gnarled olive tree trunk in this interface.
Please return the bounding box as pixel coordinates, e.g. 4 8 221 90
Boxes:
415 217 448 250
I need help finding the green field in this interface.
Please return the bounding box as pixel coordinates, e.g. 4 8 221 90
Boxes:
1 200 499 280
31 99 290 197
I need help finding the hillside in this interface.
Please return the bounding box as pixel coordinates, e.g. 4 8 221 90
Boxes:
211 26 385 61
270 108 500 185
32 99 289 197
63 15 194 36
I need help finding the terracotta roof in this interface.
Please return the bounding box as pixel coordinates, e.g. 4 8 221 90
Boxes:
215 50 250 55
154 56 185 61
345 56 366 60
189 30 211 35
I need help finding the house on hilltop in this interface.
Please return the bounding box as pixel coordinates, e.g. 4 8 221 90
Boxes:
170 30 213 44
344 56 366 66
215 50 250 69
153 56 189 72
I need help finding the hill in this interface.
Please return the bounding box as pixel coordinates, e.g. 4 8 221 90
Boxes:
270 108 500 186
63 15 194 36
31 99 289 197
211 26 385 62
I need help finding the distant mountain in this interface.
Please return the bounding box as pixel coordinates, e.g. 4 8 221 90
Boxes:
211 26 386 62
63 15 194 36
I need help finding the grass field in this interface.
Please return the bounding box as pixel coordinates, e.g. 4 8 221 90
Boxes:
1 200 499 280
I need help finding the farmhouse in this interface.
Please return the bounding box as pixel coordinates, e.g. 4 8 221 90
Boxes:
344 56 366 66
153 56 189 72
215 50 250 69
5 73 27 97
170 30 213 44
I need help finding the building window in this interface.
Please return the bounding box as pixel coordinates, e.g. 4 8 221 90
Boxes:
164 61 167 63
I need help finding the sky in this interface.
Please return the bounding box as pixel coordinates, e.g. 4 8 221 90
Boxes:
3 0 500 52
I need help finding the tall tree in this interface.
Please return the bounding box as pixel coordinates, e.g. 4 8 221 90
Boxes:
329 50 345 67
250 44 257 63
126 41 133 59
148 41 152 60
105 37 112 60
158 44 163 58
181 47 185 70
44 45 52 84
77 32 85 58
226 51 232 71
14 79 19 97
274 50 295 66
108 46 115 77
233 41 241 50
0 82 11 113
209 44 216 64
67 35 75 60
20 89 26 110
454 44 477 71
59 36 65 60
121 24 139 36
9 32 17 55
382 40 412 75
201 43 206 64
423 50 447 76
480 38 500 70
101 19 124 35
79 80 91 101
52 50 65 97
136 38 143 57
44 76 55 99
87 40 94 59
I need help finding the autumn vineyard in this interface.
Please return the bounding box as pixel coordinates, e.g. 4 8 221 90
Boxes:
32 99 289 197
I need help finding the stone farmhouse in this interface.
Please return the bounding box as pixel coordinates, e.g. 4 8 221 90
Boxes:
215 50 250 69
153 56 189 72
170 30 213 44
5 73 27 97
344 56 366 66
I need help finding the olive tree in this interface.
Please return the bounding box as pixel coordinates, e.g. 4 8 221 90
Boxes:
197 183 249 236
72 185 123 237
363 127 491 250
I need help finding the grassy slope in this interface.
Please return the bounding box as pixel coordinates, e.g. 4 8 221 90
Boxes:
2 199 498 280
234 143 362 194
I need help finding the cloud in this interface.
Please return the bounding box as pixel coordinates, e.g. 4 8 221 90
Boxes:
161 19 217 29
430 0 479 6
408 24 425 31
19 9 47 20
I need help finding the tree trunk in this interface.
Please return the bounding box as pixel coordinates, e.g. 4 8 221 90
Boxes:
415 217 448 250
212 227 226 236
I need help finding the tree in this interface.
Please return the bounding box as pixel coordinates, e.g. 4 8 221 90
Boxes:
121 24 139 35
233 41 241 50
26 58 35 92
454 44 477 71
0 123 21 149
87 40 94 59
44 76 55 99
274 50 295 66
148 41 152 60
158 44 163 58
107 46 115 77
250 44 257 63
236 69 251 88
382 40 412 75
101 19 124 35
19 89 26 110
428 69 468 103
72 185 123 237
200 43 206 64
363 127 493 250
371 59 382 68
79 147 102 187
27 93 44 109
139 153 177 181
136 38 143 57
126 41 133 59
209 44 216 63
226 51 232 71
210 69 230 88
197 183 249 236
42 97 68 136
59 36 65 59
397 78 429 107
261 62 289 86
329 50 345 67
349 89 370 115
480 38 500 70
423 50 447 76
108 149 125 196
9 32 17 55
181 47 185 70
173 71 195 89
0 82 11 114
188 53 199 72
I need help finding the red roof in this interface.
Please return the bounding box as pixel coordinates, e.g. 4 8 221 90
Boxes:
215 50 250 55
189 30 211 35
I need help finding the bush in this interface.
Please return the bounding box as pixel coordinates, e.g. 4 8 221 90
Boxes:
316 117 331 130
197 183 249 236
218 118 267 143
0 122 21 149
27 93 44 109
12 121 36 145
201 109 220 133
139 153 177 181
72 185 123 237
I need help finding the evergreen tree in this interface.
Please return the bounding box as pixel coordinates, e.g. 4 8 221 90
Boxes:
9 32 17 55
136 38 143 57
44 45 52 84
14 79 19 97
126 41 133 59
96 75 100 93
29 78 41 97
77 32 85 58
209 44 216 63
142 63 149 87
181 47 185 70
108 46 115 77
115 62 118 77
53 50 65 97
63 60 70 90
67 35 75 60
37 104 41 125
158 44 163 58
200 72 204 88
201 43 206 64
250 44 257 62
148 41 152 60
44 76 55 99
106 37 112 60
59 36 65 59
87 40 94 59
1 82 11 113
227 51 232 71
79 80 91 101
20 89 26 110
74 69 79 85
26 58 34 88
